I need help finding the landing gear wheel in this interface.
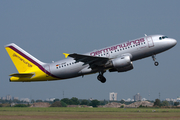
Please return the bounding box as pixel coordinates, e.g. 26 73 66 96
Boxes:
97 74 106 83
101 77 106 83
154 62 159 66
152 55 159 66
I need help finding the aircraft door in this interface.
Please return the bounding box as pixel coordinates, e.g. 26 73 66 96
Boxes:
146 37 154 48
44 65 51 77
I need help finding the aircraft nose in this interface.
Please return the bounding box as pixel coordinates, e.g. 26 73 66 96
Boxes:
170 39 177 46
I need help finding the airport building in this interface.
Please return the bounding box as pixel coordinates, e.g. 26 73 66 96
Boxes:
133 93 142 101
6 95 11 100
109 92 117 101
177 96 180 102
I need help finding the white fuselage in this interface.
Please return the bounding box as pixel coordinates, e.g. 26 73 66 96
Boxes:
47 35 177 80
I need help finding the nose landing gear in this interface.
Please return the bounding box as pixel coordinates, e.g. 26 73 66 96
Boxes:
152 55 159 66
154 61 159 66
97 71 106 83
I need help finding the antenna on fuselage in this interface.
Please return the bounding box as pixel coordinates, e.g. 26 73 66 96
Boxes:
144 34 147 36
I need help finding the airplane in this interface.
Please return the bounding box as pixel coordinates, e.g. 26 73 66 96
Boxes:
5 34 177 83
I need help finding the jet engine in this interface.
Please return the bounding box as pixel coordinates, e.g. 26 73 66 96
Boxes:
109 56 133 72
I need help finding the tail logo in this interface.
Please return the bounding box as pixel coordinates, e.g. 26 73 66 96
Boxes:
13 53 32 67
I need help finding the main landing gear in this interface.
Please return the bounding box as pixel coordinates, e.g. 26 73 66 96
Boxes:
97 71 106 83
152 55 159 66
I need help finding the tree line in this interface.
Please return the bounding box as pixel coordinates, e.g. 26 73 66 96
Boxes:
0 97 108 107
153 99 179 107
51 97 108 107
0 98 179 108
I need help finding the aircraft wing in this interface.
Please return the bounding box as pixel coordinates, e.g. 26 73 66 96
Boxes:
64 53 109 69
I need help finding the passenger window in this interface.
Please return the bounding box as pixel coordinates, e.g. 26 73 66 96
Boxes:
159 37 162 40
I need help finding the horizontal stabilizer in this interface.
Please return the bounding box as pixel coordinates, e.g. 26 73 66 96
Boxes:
9 73 34 78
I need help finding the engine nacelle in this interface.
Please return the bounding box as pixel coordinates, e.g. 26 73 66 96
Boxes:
109 56 133 72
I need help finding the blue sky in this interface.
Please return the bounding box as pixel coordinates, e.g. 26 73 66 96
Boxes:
1 0 180 101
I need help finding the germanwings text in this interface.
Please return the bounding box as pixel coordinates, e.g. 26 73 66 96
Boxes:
90 38 145 56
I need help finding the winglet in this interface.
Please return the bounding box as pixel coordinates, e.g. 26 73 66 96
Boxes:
63 53 69 58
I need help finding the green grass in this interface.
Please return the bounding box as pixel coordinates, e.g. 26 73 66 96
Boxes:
0 107 180 120
0 107 180 112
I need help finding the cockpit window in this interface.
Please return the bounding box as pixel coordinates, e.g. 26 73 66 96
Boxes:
159 36 168 40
